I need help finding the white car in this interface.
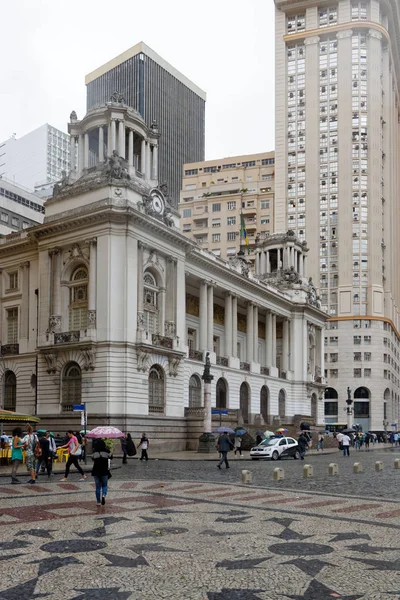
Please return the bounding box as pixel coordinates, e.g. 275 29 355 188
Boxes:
250 436 300 460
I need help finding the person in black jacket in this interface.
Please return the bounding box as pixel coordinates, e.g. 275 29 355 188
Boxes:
216 432 234 469
297 433 309 460
91 439 111 506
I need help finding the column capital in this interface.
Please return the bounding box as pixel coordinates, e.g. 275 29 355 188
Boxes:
222 291 232 299
19 261 30 269
336 29 353 40
85 237 97 247
138 241 147 251
48 247 62 257
368 28 382 41
304 35 320 46
245 300 253 308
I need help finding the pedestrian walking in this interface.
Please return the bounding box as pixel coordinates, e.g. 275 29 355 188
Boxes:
138 433 149 461
36 431 53 478
317 434 325 452
22 425 39 484
91 439 111 506
121 434 128 464
125 433 136 458
256 433 263 446
10 427 23 484
394 432 399 448
234 436 243 457
216 432 234 469
297 432 308 460
364 433 370 451
342 433 351 457
336 431 344 451
59 431 87 481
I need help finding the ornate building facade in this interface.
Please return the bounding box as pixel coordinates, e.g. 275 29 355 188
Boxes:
0 100 327 450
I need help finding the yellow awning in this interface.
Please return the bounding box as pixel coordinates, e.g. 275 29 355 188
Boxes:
0 409 40 423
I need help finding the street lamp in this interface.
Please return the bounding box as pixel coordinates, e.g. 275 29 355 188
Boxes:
198 352 216 453
345 386 353 429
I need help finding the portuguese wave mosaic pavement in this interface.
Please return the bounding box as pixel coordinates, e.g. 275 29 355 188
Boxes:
0 478 400 599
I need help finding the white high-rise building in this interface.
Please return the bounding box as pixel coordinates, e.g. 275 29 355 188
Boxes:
274 0 400 431
0 124 70 192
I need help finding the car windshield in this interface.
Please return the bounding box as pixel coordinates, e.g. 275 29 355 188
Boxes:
265 438 280 447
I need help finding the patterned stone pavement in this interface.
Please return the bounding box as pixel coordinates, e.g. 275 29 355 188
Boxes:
0 477 400 599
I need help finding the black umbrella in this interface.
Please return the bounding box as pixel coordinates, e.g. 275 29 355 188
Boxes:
341 428 356 434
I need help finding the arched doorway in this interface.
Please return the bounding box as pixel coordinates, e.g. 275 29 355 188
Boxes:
216 378 227 409
311 393 317 420
61 362 81 413
189 375 202 408
278 389 286 420
4 371 16 411
260 386 269 423
354 386 370 431
149 365 165 413
240 382 250 424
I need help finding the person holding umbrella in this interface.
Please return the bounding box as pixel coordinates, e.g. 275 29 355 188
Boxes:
91 439 111 506
216 431 234 469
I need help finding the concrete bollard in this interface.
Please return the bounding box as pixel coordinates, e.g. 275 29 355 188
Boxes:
273 467 285 481
303 464 313 478
375 461 384 472
394 458 400 469
353 462 363 473
328 463 339 475
241 470 253 484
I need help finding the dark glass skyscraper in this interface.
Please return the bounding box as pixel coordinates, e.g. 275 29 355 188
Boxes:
85 42 206 206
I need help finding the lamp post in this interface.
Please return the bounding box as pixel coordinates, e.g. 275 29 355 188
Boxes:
346 386 353 430
198 352 216 453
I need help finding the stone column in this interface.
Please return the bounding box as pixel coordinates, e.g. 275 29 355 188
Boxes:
107 122 112 156
253 304 258 362
246 302 253 362
299 253 304 276
118 120 125 158
207 284 214 352
199 280 208 351
232 295 238 358
255 251 260 275
88 239 97 328
98 126 104 163
271 314 277 368
20 262 30 339
282 319 289 373
260 251 266 275
111 120 117 153
266 311 272 366
70 136 76 172
159 287 166 336
49 248 61 332
303 255 307 277
146 143 152 180
84 132 89 169
78 134 84 173
152 144 158 180
224 292 232 357
266 251 271 273
137 242 144 330
128 129 134 167
141 139 146 176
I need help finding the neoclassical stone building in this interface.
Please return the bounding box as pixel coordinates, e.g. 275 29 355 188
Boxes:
0 99 326 450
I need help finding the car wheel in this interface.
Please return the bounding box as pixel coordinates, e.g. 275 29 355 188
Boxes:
294 450 300 460
272 451 279 461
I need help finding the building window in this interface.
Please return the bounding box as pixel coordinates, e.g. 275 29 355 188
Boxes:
319 6 338 27
330 369 338 377
189 374 202 408
364 335 371 344
1 213 8 222
227 216 236 226
262 174 273 180
212 249 221 256
354 336 362 345
61 362 81 413
330 353 338 362
363 320 371 328
354 352 362 361
227 232 236 241
143 271 159 334
212 203 221 212
227 201 236 211
329 336 338 345
6 308 18 343
353 319 361 328
354 368 362 377
183 224 191 232
8 272 18 290
11 217 19 227
69 267 88 331
364 368 371 377
4 371 16 411
261 201 270 209
351 1 368 21
182 209 191 218
364 352 371 361
212 234 221 243
149 365 165 413
212 219 221 228
324 401 338 415
261 218 270 225
261 158 275 165
185 169 198 176
287 13 305 34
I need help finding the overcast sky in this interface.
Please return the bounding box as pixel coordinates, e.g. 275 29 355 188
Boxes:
0 0 275 160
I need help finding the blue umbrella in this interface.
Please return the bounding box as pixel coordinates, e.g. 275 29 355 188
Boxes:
212 427 235 434
235 428 247 436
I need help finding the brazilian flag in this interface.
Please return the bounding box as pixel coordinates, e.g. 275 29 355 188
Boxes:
240 213 250 254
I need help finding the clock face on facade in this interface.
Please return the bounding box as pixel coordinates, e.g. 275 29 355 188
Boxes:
149 189 165 215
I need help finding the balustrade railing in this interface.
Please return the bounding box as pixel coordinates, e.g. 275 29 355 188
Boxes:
54 331 80 344
1 344 19 356
152 335 173 349
240 362 250 372
216 356 228 367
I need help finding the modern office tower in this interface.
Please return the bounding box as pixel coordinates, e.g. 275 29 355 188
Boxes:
0 178 44 234
274 0 400 430
0 124 70 191
179 152 275 262
85 42 206 206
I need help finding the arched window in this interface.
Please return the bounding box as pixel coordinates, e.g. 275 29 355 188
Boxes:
260 386 269 423
278 389 286 419
324 387 338 417
189 375 202 408
61 362 82 413
143 270 159 334
69 266 88 330
240 382 250 424
354 386 370 420
216 378 227 409
4 371 16 411
149 365 165 413
354 386 369 399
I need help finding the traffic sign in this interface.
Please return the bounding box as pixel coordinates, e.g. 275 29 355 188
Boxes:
212 409 228 415
73 404 85 412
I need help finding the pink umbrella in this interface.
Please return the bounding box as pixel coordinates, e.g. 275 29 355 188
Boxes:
86 426 124 439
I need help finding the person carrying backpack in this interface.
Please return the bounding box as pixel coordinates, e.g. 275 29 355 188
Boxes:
22 425 39 484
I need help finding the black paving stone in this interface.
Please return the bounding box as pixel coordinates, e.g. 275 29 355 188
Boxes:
101 553 149 568
268 542 334 556
41 539 107 554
